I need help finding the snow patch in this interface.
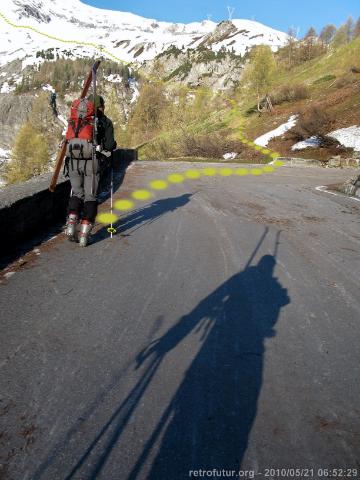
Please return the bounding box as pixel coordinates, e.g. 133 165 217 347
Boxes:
42 83 55 92
254 115 298 147
330 126 360 151
129 79 140 104
1 81 16 93
292 136 320 150
0 147 10 159
292 125 360 151
105 74 123 83
223 152 238 160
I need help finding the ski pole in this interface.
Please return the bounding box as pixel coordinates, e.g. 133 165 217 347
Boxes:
107 164 117 237
91 63 97 197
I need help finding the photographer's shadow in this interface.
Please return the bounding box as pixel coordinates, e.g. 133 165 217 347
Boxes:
59 230 290 480
129 234 290 479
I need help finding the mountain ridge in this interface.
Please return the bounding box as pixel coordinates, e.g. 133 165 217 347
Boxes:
0 0 288 68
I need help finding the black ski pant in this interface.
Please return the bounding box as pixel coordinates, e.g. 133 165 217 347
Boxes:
67 157 100 222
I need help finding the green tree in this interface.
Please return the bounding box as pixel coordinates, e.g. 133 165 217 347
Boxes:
127 82 168 146
5 123 50 184
244 45 276 98
30 92 54 141
331 25 348 48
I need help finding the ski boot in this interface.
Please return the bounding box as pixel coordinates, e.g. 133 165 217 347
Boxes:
64 212 78 241
78 220 93 247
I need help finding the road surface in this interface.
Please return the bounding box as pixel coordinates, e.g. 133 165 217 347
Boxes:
1 162 359 480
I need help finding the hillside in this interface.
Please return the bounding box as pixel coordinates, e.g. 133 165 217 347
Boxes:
134 36 360 165
240 36 360 162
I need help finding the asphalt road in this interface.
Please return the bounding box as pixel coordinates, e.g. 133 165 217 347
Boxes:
1 162 359 480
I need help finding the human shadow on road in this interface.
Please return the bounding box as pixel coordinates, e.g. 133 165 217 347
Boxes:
92 193 193 244
60 229 290 479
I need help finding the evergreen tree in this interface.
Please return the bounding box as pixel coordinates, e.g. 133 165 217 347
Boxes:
302 27 318 60
5 123 50 184
304 27 317 39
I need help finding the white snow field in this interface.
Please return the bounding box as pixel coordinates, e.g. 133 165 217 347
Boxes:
0 0 288 68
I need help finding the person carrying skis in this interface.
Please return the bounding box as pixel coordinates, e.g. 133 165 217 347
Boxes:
49 91 57 116
64 94 116 246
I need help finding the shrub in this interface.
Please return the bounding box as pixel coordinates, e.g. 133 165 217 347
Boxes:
272 84 310 104
289 106 336 144
333 73 358 88
140 129 244 160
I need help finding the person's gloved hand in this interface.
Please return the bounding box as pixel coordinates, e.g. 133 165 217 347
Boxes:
95 145 111 157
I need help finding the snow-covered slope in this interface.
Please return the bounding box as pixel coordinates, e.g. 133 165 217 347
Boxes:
0 0 288 68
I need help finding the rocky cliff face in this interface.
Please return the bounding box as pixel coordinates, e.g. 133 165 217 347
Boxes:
142 46 245 90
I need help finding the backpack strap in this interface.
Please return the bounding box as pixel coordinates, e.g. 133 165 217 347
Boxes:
63 156 70 178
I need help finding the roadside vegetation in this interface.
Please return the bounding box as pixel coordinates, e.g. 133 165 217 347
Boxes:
4 92 62 184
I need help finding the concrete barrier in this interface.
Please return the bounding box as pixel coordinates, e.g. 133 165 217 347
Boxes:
277 157 322 167
0 149 137 252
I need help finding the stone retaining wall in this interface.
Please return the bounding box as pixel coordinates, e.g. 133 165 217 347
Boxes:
0 149 137 251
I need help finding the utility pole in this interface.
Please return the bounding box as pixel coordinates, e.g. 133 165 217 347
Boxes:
227 6 235 21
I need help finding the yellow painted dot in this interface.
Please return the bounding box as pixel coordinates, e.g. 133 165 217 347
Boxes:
261 149 271 155
235 168 249 176
263 165 275 172
251 168 263 176
132 189 153 201
185 169 201 179
114 199 135 211
254 145 262 151
219 168 233 176
273 160 284 167
96 212 119 224
202 167 217 176
149 179 168 190
168 173 184 183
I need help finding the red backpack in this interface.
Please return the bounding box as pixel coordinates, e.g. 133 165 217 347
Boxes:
65 98 95 159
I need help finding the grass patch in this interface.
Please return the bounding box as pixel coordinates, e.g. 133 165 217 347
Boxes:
313 74 336 84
